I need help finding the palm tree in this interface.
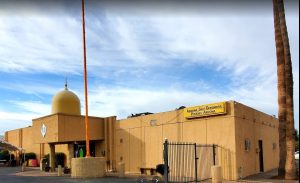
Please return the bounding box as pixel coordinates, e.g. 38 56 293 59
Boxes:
273 0 297 179
272 0 286 176
277 0 297 179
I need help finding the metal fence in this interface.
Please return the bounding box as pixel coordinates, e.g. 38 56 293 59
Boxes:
163 140 217 183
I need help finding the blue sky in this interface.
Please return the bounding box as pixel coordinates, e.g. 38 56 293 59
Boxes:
0 0 299 135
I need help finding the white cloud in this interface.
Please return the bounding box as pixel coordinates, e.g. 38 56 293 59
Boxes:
0 10 298 78
0 84 58 97
113 17 148 64
0 72 298 135
0 101 50 134
0 111 36 134
85 80 280 121
0 1 298 134
0 111 37 122
86 86 227 119
9 101 50 115
147 16 277 76
0 16 83 74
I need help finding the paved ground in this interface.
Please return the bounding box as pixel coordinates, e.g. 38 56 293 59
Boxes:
0 166 138 183
0 164 298 183
231 168 298 183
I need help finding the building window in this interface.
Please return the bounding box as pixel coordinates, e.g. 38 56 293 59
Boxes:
120 138 123 143
245 139 251 151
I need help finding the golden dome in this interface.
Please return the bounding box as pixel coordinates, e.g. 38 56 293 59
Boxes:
51 84 81 115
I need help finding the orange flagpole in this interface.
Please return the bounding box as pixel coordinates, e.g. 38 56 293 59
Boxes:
81 0 90 157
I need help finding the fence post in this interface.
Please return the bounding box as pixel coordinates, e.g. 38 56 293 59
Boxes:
164 138 169 183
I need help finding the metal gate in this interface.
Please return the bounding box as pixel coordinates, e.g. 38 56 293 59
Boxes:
163 139 217 183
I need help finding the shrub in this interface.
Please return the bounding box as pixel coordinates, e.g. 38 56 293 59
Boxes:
44 166 50 172
42 157 48 164
23 152 36 161
0 150 10 161
0 150 9 155
63 167 70 174
0 151 15 162
43 152 66 167
43 154 49 164
55 153 65 167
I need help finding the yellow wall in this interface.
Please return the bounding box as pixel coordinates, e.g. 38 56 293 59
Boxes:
233 102 279 178
5 100 279 180
5 114 110 166
57 115 105 142
115 129 130 171
22 127 41 160
115 102 237 179
5 127 69 165
6 128 41 161
115 109 187 173
32 115 59 143
6 129 21 148
32 114 105 143
114 101 279 180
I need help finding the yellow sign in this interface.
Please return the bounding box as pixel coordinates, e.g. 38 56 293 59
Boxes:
184 102 227 118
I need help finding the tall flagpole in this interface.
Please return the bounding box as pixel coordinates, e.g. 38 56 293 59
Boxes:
81 0 90 158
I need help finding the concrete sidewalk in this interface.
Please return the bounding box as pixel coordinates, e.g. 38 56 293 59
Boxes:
13 167 70 177
224 169 298 183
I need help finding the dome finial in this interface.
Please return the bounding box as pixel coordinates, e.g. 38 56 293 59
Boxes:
65 76 68 90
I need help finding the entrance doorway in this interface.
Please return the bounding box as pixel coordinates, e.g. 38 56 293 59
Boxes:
74 141 95 158
258 140 264 172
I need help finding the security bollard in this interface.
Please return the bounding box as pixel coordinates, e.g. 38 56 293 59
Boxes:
117 162 125 178
58 165 62 176
21 162 26 172
211 165 222 183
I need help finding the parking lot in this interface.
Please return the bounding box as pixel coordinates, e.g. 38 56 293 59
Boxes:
0 166 139 183
0 163 298 183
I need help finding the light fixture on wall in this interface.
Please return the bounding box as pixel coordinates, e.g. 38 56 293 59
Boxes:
272 143 277 150
150 119 157 126
245 139 251 151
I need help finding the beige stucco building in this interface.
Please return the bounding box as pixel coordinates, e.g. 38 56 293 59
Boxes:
4 85 279 180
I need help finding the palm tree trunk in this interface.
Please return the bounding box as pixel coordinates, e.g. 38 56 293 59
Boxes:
277 0 297 179
272 0 286 176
